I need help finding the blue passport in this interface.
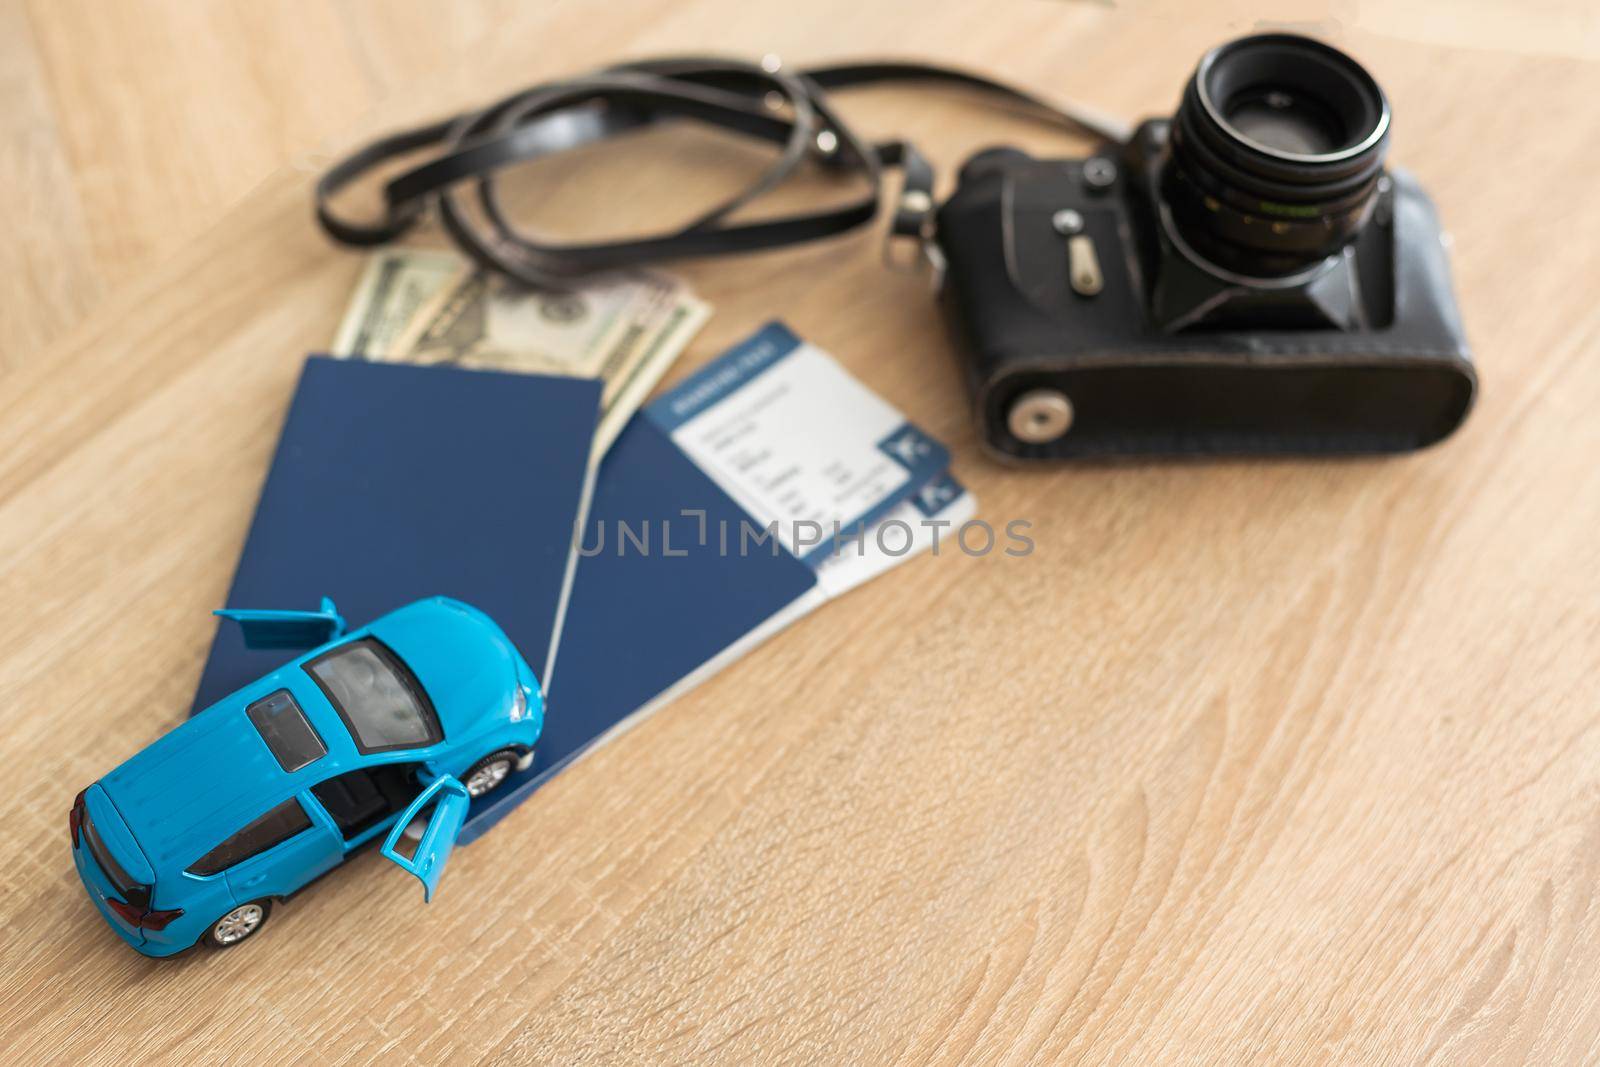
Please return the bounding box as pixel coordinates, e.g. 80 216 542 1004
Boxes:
459 414 820 841
190 356 600 713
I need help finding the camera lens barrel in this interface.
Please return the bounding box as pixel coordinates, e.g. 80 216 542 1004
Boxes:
1165 34 1391 274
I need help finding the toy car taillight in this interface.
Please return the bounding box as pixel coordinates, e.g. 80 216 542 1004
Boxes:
103 896 183 931
103 897 143 927
69 789 86 846
136 907 185 931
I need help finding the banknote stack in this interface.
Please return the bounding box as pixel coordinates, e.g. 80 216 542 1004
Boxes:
331 249 711 455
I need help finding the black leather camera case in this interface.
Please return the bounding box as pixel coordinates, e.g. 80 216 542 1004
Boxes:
935 141 1477 462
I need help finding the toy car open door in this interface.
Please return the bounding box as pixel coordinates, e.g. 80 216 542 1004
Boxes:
380 774 471 902
214 597 346 650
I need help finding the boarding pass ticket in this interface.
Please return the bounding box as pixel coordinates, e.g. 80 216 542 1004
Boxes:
814 470 977 598
646 322 951 564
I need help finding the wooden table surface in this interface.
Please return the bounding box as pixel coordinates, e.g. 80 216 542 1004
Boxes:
4 2 1599 1063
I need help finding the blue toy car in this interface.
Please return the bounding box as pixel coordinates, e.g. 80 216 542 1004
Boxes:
70 596 542 957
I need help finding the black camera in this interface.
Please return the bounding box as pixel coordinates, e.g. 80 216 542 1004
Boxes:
936 33 1477 461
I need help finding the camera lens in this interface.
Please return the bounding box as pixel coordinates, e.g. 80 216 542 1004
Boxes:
1225 90 1344 155
1165 34 1390 274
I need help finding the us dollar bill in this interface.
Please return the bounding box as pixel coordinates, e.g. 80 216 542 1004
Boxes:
331 250 710 455
329 249 461 358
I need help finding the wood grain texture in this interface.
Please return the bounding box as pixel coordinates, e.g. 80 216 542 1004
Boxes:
2 2 1600 1064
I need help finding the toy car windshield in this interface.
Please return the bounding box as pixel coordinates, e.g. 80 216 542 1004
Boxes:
305 638 443 752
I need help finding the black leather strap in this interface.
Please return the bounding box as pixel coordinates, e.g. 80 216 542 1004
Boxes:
315 57 1127 287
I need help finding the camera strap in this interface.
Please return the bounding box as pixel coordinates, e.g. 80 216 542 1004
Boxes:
315 57 1128 287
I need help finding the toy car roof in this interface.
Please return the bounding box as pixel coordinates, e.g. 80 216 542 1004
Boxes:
98 665 362 877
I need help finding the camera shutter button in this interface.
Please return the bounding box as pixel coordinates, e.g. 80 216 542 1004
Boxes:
1051 209 1083 234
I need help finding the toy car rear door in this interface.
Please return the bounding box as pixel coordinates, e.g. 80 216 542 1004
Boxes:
380 774 471 902
217 797 343 901
214 597 346 650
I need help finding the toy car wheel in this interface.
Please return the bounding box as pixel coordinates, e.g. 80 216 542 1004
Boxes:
205 900 271 948
463 749 521 798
